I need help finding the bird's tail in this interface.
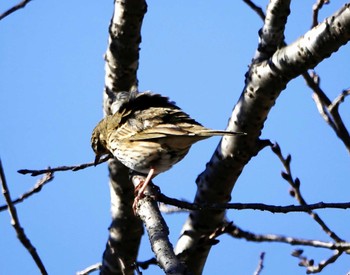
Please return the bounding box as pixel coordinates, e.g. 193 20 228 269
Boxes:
194 129 247 137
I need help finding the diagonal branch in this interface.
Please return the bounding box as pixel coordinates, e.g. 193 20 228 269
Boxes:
218 221 348 273
242 0 265 21
176 3 350 274
305 250 343 274
271 143 344 243
303 71 350 153
0 172 53 212
0 160 48 275
211 222 350 251
253 252 265 275
0 0 32 21
312 0 330 28
132 179 189 274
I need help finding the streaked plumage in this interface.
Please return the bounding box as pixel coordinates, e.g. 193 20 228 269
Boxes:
91 92 245 203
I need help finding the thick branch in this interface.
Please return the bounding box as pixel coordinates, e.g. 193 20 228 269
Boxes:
103 0 147 115
133 180 189 274
253 0 291 62
176 3 350 274
100 1 147 274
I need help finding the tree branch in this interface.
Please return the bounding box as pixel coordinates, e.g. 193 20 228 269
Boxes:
132 178 189 274
0 0 32 21
100 0 147 273
305 250 343 274
271 143 345 243
77 263 102 275
176 3 350 273
253 252 265 275
17 155 111 176
242 0 265 21
0 172 53 212
0 160 48 275
158 192 350 213
312 0 330 28
303 71 350 153
211 222 350 251
220 221 349 273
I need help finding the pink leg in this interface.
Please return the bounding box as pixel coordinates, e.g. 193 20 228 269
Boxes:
133 168 155 212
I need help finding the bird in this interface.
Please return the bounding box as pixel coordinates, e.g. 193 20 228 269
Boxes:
91 92 246 208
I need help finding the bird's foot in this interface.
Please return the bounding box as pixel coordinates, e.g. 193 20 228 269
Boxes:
132 168 155 214
132 180 146 213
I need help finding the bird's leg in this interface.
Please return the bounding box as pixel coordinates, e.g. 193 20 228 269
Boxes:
133 168 155 212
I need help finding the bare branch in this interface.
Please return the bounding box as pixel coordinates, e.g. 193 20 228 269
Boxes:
136 258 157 271
271 143 344 243
77 263 102 275
101 0 147 272
303 71 350 153
247 0 349 153
292 249 343 274
132 177 189 274
312 0 330 28
307 250 343 274
329 88 350 112
18 155 111 176
243 0 265 20
253 252 266 275
0 160 48 275
0 0 32 21
212 222 349 273
158 192 350 213
0 172 53 212
211 222 350 251
253 0 291 62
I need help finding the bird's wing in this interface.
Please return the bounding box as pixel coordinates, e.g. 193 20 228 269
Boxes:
127 124 196 141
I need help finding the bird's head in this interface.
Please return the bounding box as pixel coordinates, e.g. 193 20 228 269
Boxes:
91 120 110 166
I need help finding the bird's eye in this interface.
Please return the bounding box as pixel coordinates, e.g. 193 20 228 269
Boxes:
91 138 102 152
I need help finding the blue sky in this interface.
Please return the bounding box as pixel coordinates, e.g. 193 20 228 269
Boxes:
1 1 350 274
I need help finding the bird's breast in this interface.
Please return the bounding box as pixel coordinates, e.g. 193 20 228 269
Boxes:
108 138 190 175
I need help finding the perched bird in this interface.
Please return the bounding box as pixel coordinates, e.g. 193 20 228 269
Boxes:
91 92 245 206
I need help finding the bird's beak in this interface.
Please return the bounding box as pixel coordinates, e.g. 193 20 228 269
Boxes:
94 155 101 166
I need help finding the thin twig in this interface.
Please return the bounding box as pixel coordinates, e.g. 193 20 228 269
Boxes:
0 159 48 275
76 263 102 275
329 88 350 112
271 143 344 242
307 250 342 274
243 0 265 20
293 248 342 274
303 71 350 153
211 222 350 251
158 192 350 213
253 252 265 275
0 172 53 212
312 0 330 28
18 155 111 176
0 0 32 21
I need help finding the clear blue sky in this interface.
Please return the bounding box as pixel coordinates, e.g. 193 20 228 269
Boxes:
1 1 350 274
